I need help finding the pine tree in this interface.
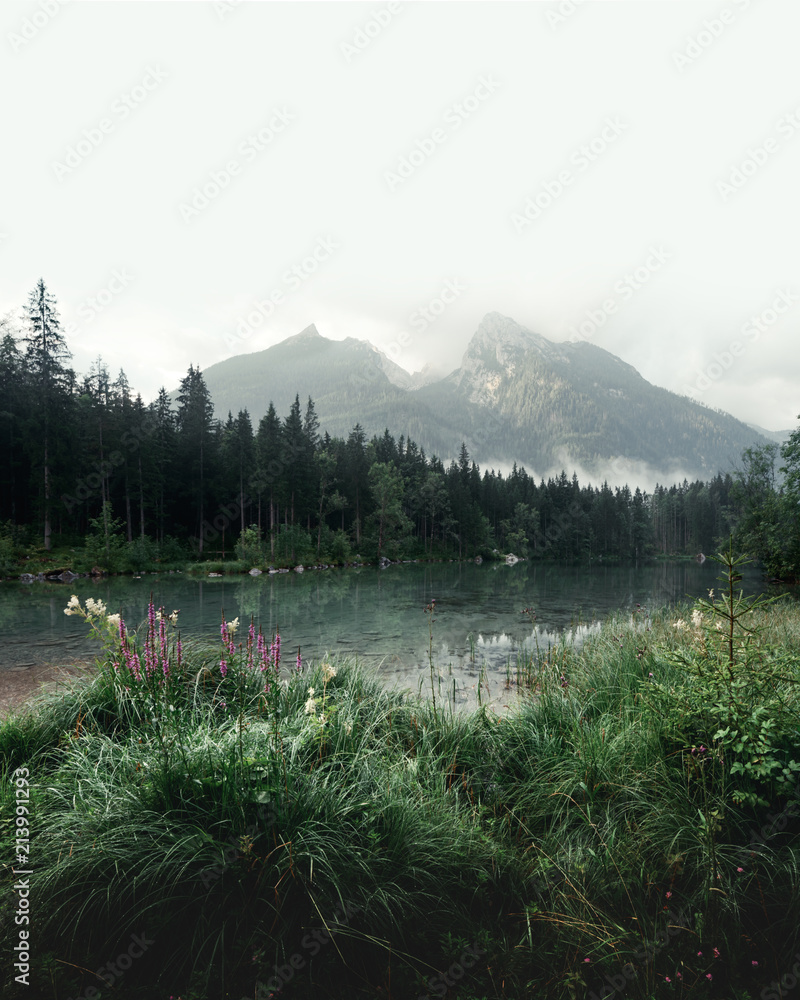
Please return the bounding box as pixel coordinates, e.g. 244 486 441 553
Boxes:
176 365 216 554
22 279 73 549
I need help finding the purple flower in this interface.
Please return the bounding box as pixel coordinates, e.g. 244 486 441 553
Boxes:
220 658 227 678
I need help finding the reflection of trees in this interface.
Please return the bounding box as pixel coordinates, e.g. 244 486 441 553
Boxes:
3 561 786 673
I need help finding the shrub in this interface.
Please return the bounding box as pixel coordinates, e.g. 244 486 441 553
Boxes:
235 523 265 565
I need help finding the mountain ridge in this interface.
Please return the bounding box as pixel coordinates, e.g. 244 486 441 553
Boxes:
197 312 769 484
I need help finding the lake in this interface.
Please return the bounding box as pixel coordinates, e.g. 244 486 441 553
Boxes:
0 559 785 711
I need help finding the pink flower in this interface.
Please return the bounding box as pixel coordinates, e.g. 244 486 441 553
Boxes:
697 951 703 957
584 957 590 963
737 866 744 872
666 891 672 898
665 977 671 983
752 960 759 967
706 973 712 980
714 947 720 958
220 658 227 678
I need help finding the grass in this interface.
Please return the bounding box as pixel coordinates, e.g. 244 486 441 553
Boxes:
1 570 800 999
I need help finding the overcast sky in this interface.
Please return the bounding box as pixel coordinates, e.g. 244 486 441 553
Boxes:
2 0 798 433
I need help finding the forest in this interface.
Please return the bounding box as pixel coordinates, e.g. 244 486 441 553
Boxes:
2 279 799 578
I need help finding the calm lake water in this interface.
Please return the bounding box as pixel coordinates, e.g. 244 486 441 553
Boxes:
0 559 788 711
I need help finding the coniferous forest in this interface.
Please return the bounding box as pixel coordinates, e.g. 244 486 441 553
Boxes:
2 279 799 579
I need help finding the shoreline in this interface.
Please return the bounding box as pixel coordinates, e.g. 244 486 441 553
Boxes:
0 659 95 720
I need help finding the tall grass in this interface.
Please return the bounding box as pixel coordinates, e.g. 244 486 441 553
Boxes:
2 572 800 999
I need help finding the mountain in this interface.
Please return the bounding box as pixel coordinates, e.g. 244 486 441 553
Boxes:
199 313 769 482
197 325 461 452
747 423 792 447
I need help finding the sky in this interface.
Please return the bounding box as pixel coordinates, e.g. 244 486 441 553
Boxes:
1 0 799 434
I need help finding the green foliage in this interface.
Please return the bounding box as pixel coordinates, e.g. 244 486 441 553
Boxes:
3 588 800 1000
273 523 314 564
324 526 352 564
0 521 26 576
649 541 800 809
84 500 128 572
234 523 264 564
0 278 796 573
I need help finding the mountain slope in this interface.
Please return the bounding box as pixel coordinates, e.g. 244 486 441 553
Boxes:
200 325 464 452
200 314 768 481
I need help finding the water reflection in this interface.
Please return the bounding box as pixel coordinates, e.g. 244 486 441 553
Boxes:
0 559 790 711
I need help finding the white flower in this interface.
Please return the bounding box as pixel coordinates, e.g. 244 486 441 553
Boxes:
322 663 337 683
85 597 107 617
106 613 121 629
226 617 240 635
691 610 703 629
345 723 352 735
304 697 317 715
64 595 81 616
673 619 687 631
169 609 179 625
318 713 327 726
307 687 315 697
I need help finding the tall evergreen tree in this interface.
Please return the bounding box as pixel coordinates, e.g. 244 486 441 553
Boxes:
22 279 73 548
176 365 216 554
